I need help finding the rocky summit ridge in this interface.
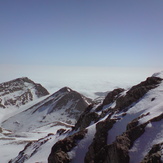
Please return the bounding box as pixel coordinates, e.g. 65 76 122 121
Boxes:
0 77 49 109
0 72 163 163
2 86 92 132
47 73 163 163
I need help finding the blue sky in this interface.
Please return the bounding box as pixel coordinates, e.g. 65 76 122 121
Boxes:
1 0 163 67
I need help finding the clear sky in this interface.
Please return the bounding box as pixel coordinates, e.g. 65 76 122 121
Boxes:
0 0 163 67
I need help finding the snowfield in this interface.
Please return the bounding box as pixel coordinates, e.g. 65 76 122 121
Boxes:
0 71 163 163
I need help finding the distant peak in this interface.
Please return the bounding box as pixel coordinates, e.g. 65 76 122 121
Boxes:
2 77 34 85
152 71 163 79
15 77 34 83
59 87 72 93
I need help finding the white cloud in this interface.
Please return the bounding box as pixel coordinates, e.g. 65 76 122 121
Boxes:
0 65 162 99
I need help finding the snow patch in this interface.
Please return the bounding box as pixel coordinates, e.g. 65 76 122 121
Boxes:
69 125 96 163
129 120 163 163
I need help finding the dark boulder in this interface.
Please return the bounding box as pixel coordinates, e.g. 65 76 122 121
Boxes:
48 129 87 163
74 104 99 131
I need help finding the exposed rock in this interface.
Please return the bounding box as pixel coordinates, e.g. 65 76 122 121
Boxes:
102 122 148 163
47 76 163 163
105 136 130 163
150 113 163 122
9 136 50 163
0 127 2 133
95 88 124 112
114 77 162 112
6 73 163 163
2 87 92 132
141 143 163 163
85 118 116 163
57 128 67 135
126 112 150 130
74 104 99 131
49 151 69 163
74 88 124 131
0 77 49 109
75 77 162 133
48 129 87 163
84 112 163 163
104 113 163 163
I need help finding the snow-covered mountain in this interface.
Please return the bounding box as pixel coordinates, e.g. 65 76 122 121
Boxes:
1 72 163 163
2 87 92 132
0 77 49 109
47 73 163 163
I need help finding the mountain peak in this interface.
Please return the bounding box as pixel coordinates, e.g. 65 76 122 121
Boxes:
152 71 163 79
0 77 49 109
2 77 34 85
58 86 72 93
2 86 92 132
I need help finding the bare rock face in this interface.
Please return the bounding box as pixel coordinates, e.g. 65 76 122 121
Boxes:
70 76 163 163
141 143 163 163
0 77 49 109
105 135 130 163
103 113 163 163
2 87 92 132
74 77 162 133
9 134 52 163
74 88 124 131
48 129 87 163
95 88 125 112
85 118 116 163
74 104 99 131
7 73 163 163
84 119 148 163
114 77 162 112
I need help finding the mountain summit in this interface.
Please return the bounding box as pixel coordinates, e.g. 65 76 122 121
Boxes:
47 73 163 163
0 77 49 109
2 86 92 132
1 72 163 163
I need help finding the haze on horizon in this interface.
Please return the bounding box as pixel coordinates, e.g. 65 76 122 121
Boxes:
0 0 163 98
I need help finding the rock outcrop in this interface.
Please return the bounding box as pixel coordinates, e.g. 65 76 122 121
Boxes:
95 88 124 112
85 118 116 163
114 77 162 112
141 143 163 163
47 75 163 163
9 134 52 163
74 76 162 132
0 77 49 109
74 88 124 131
48 129 87 163
5 72 163 163
103 113 163 163
2 87 92 132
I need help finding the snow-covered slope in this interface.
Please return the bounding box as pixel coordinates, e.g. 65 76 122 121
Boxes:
2 72 163 163
46 72 163 163
0 77 49 109
2 87 92 132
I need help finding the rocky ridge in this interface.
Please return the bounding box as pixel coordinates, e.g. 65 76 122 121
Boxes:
2 87 92 132
0 77 49 109
47 74 163 163
1 73 163 163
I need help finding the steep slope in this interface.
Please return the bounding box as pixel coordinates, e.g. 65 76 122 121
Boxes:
47 73 163 163
0 77 49 109
2 87 92 132
7 72 163 163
